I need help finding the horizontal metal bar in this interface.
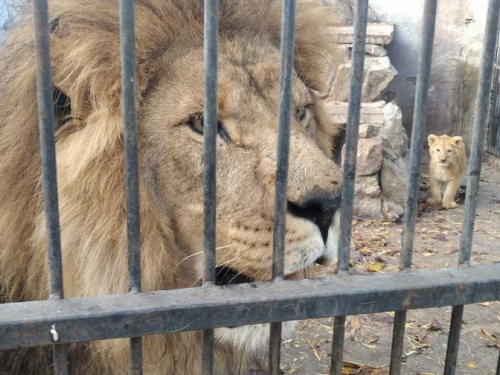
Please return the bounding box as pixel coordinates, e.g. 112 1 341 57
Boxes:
1 264 499 350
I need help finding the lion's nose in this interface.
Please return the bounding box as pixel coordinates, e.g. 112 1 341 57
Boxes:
287 195 340 243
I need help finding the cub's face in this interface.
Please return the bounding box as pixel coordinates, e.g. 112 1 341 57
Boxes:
428 134 464 167
142 40 342 288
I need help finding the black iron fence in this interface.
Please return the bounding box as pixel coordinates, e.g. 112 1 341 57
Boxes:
1 0 500 374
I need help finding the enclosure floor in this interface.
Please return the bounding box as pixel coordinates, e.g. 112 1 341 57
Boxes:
252 156 500 375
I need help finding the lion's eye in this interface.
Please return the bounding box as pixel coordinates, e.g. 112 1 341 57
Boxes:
447 149 452 153
436 149 440 152
187 114 231 143
188 115 204 134
296 105 309 122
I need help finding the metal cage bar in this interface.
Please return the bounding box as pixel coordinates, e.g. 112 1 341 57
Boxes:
389 0 438 373
119 0 143 373
2 263 499 350
269 1 297 373
1 1 499 374
444 0 500 373
32 0 69 373
330 0 368 373
202 0 220 373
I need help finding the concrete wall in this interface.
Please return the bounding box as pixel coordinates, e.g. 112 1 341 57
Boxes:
369 0 488 139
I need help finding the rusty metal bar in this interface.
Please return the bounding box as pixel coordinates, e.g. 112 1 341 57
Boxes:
444 0 500 373
32 0 69 373
1 263 500 350
331 0 368 373
269 0 297 373
202 0 220 373
389 0 438 373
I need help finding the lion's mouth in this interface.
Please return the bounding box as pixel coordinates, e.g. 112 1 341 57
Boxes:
215 266 254 286
215 267 308 286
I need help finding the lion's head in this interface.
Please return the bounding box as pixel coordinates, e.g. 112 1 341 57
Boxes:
0 0 343 372
428 134 465 168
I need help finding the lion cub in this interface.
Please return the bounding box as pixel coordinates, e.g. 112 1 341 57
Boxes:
427 134 467 209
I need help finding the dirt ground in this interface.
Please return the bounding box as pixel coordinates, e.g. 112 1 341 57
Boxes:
278 156 500 375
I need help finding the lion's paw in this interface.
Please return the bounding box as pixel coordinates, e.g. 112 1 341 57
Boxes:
442 200 458 209
427 198 441 205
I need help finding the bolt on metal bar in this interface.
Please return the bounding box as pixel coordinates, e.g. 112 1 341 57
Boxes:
119 0 143 373
32 0 69 373
444 0 500 373
202 0 219 373
269 1 297 374
389 0 438 373
330 0 368 374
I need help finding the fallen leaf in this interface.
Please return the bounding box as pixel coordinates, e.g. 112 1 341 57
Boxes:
466 361 478 369
367 335 379 344
425 319 443 331
366 262 384 273
360 247 373 256
445 248 458 255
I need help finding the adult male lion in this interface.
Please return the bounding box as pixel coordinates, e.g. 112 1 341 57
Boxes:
0 0 343 373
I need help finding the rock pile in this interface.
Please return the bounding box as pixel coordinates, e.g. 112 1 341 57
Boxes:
321 3 409 221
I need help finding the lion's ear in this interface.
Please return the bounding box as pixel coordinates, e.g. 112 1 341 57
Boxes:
452 136 463 146
428 134 438 146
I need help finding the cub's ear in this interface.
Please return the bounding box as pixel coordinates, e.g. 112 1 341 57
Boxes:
452 136 463 146
428 134 437 146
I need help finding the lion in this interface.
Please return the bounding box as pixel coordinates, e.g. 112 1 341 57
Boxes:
0 0 344 374
427 134 467 209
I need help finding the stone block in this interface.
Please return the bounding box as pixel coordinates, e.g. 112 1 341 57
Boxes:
323 100 386 125
359 123 381 138
330 57 397 102
382 102 409 159
329 23 395 45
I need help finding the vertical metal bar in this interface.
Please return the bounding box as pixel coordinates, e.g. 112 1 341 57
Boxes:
119 0 143 373
330 316 346 375
269 1 297 374
202 0 219 373
389 1 438 373
443 305 464 375
458 0 500 266
336 0 368 274
32 0 69 373
444 1 500 373
330 1 368 374
496 350 500 375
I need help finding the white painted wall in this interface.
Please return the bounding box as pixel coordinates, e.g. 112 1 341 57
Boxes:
369 0 488 137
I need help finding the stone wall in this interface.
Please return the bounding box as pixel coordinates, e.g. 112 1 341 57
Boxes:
322 1 410 221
